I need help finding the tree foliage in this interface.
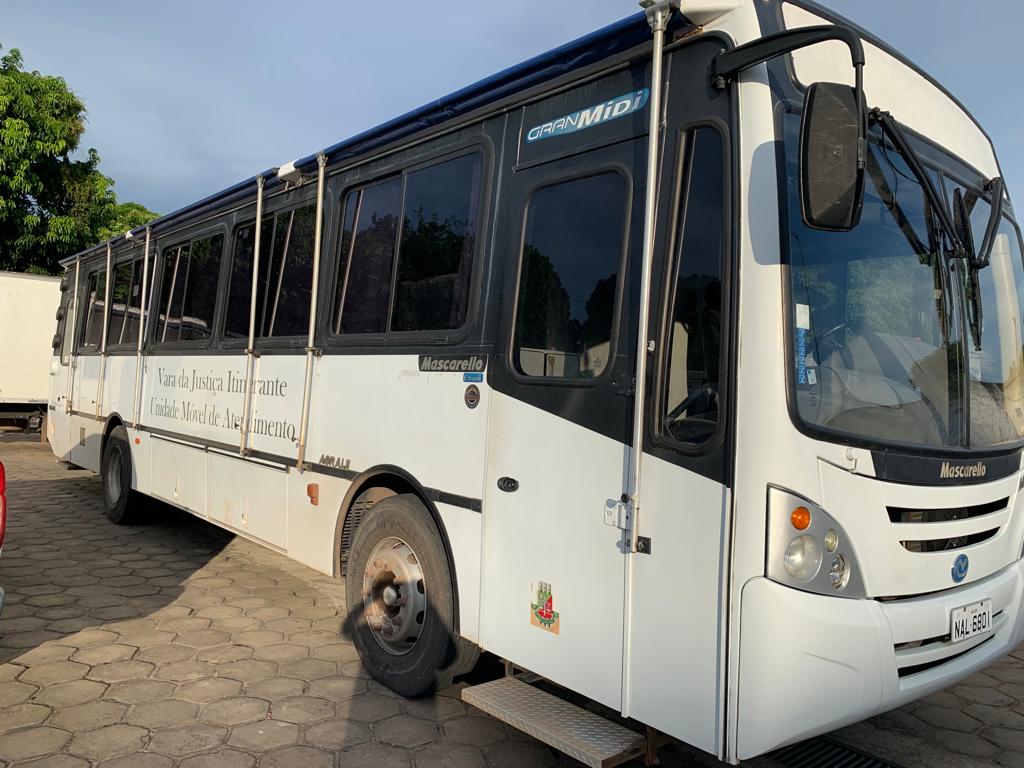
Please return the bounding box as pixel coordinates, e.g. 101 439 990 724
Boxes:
0 45 157 274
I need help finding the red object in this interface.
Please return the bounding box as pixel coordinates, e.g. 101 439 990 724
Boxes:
0 461 6 550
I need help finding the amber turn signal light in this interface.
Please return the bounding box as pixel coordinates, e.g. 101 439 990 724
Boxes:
791 506 812 530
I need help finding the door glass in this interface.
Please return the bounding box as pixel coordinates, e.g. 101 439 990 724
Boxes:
663 128 726 444
513 172 628 378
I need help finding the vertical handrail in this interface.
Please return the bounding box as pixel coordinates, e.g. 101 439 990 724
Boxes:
66 257 81 415
622 0 675 720
295 153 327 469
131 226 152 428
95 242 114 418
240 176 266 454
628 1 672 550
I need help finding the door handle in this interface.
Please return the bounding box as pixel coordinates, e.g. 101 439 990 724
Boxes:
497 477 519 493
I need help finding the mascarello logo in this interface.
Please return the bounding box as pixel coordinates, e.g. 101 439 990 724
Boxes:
526 89 650 144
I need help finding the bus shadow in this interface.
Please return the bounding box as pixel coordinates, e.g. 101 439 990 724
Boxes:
0 470 231 665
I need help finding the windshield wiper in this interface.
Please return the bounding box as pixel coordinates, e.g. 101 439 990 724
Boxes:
869 108 965 258
870 108 990 351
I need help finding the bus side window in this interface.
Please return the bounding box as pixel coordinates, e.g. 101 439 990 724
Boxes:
80 268 107 352
224 205 317 341
512 172 628 379
156 234 224 343
333 178 402 335
390 153 482 332
662 127 726 445
106 257 136 348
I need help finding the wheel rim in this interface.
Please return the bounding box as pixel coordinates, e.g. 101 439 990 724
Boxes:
105 450 123 505
361 536 427 656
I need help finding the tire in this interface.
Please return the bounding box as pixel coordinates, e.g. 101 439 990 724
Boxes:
101 426 136 524
345 493 479 697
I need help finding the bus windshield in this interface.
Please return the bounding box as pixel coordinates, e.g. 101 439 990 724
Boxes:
783 112 1024 451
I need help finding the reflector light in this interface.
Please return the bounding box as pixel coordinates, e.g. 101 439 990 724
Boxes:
791 506 812 530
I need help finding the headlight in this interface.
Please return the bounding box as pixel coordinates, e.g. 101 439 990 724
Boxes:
767 487 865 598
783 535 822 581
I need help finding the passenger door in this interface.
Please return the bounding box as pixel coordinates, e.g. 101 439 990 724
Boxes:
481 132 646 710
48 277 74 458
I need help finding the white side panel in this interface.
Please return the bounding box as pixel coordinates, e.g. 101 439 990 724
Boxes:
625 455 729 755
151 437 208 515
305 355 488 500
782 3 1000 178
102 356 139 421
247 354 303 458
438 502 482 644
286 470 350 575
208 452 288 548
0 273 60 404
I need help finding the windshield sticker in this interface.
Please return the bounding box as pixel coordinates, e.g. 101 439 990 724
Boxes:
806 368 817 386
796 327 809 386
526 89 649 144
795 303 811 330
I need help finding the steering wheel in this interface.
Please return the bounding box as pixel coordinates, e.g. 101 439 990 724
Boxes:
666 386 718 424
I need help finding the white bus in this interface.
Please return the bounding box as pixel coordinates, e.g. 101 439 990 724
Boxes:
48 0 1024 763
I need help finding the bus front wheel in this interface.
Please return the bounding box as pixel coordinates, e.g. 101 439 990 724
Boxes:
345 493 478 697
101 426 136 525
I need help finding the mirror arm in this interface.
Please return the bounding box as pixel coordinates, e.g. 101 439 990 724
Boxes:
710 25 865 86
975 177 1005 269
710 24 867 169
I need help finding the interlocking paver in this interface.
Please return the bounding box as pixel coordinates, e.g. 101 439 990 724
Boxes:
260 745 334 768
227 719 300 752
96 754 174 768
415 742 487 768
376 713 440 747
104 679 176 704
67 723 148 760
201 695 269 726
302 717 371 750
178 676 244 702
50 699 128 730
125 698 199 728
87 659 155 683
178 749 256 768
336 741 411 768
0 724 71 761
147 723 228 757
272 694 334 724
33 678 106 707
20 659 89 685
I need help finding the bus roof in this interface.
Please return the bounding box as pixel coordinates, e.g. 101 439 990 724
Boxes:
63 10 660 265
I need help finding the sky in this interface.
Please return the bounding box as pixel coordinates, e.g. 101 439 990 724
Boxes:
3 1 1021 217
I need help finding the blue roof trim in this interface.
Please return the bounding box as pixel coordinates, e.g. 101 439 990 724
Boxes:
89 11 659 256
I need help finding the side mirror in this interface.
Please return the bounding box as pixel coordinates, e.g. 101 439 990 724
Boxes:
800 82 866 231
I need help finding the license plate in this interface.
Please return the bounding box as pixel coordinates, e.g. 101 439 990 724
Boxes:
950 599 993 643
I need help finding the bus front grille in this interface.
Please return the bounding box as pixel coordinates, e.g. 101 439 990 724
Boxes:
888 497 1009 524
899 527 1000 553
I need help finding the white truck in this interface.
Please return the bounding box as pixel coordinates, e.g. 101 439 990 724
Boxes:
0 271 61 431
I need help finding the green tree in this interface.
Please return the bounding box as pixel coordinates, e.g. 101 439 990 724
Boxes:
0 45 156 274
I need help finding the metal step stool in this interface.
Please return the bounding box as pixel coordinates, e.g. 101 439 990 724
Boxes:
461 677 648 768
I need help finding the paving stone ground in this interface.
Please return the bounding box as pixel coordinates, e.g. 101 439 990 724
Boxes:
0 438 1023 768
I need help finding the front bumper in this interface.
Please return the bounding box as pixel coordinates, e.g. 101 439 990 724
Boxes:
735 560 1024 760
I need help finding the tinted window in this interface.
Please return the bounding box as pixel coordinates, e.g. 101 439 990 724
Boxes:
225 205 315 340
391 154 482 332
663 128 726 444
106 255 148 348
157 234 224 343
333 179 402 334
81 268 106 351
224 217 272 339
513 172 627 378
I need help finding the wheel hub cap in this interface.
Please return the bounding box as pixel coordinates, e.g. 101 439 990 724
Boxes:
361 536 427 656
